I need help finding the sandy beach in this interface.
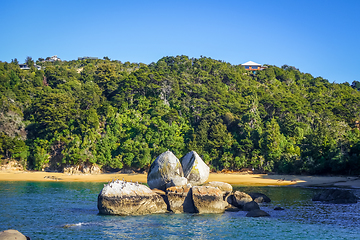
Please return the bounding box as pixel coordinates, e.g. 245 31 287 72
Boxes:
0 170 359 188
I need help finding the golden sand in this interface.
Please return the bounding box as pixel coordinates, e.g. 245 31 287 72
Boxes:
0 170 359 188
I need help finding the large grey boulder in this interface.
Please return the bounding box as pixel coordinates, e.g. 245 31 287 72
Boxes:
166 185 196 213
0 229 28 240
228 191 253 209
98 180 168 215
192 186 227 214
181 151 210 185
147 151 187 190
312 189 358 204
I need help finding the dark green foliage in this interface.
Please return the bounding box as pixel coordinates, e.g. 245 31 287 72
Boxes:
0 56 359 175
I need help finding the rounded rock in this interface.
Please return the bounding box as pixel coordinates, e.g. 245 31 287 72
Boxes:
147 151 185 190
0 229 28 240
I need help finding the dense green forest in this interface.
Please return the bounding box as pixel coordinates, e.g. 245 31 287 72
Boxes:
1 56 360 175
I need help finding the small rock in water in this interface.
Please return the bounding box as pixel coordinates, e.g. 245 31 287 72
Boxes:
274 206 285 211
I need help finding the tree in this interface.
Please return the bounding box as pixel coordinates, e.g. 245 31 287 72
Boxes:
351 81 360 91
261 118 284 171
25 56 34 67
30 92 75 139
11 58 19 65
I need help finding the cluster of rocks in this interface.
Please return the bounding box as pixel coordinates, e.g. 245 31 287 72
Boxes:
63 163 101 175
97 150 272 217
97 178 272 217
0 160 24 171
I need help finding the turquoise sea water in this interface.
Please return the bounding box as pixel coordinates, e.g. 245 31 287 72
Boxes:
0 182 360 240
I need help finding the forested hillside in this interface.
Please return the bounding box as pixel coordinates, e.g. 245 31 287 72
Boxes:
1 56 360 175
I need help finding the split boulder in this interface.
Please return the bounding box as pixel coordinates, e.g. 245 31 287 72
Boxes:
181 151 210 185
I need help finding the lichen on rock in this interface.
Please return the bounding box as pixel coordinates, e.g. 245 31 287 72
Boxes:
181 151 209 185
147 150 187 190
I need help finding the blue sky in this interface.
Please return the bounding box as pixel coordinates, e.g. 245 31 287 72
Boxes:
1 0 359 83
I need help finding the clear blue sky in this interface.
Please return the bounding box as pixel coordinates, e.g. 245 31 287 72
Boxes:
1 0 359 83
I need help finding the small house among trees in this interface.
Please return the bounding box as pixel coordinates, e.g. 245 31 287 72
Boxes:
19 63 41 70
241 61 266 72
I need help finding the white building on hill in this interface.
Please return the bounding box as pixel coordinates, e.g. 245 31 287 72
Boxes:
241 61 267 72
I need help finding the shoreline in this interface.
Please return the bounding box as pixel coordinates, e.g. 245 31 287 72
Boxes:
0 170 359 188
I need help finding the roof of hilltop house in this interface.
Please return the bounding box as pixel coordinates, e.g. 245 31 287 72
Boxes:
241 61 262 66
19 63 42 70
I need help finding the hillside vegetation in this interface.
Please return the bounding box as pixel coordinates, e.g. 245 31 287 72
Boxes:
1 56 360 174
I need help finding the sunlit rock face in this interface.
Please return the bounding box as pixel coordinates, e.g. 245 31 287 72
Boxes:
192 186 227 214
0 229 28 240
97 180 168 215
203 181 233 194
166 185 196 213
181 151 209 185
147 151 187 190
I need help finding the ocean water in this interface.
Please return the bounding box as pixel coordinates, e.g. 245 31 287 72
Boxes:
0 182 360 240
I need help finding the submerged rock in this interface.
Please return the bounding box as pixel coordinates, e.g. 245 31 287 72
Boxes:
0 229 28 240
312 189 358 204
192 186 227 214
97 180 168 215
246 209 270 217
181 151 209 185
166 185 196 213
147 151 187 190
274 206 285 210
